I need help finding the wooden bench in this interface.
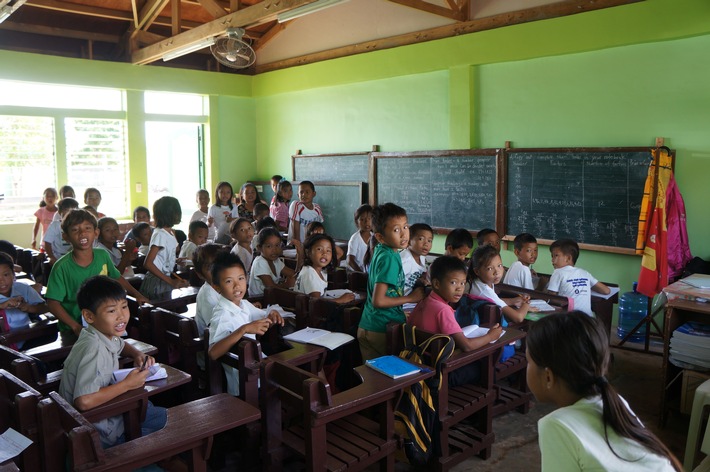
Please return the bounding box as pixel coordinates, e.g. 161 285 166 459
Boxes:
0 316 58 350
261 358 432 472
263 285 309 329
37 391 260 472
387 323 526 471
0 369 42 472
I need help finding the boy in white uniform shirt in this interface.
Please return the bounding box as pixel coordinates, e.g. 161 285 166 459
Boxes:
503 232 539 290
400 223 432 295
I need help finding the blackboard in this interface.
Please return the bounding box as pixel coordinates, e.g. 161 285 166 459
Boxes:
253 180 366 241
373 150 500 232
505 149 653 251
293 152 370 182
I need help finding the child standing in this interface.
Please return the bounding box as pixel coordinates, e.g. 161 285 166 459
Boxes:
547 239 610 316
44 198 79 264
95 217 136 278
527 312 680 471
208 252 283 396
209 182 238 245
229 218 255 278
248 228 296 297
59 185 75 199
409 256 502 386
270 180 292 232
357 203 425 361
31 187 58 250
468 245 531 324
0 252 49 349
179 220 209 261
139 197 189 300
503 232 539 290
270 175 283 202
288 180 323 245
295 234 355 303
45 209 148 339
346 204 372 272
400 223 432 295
237 183 261 221
59 276 166 448
83 188 105 218
445 228 474 261
190 189 216 242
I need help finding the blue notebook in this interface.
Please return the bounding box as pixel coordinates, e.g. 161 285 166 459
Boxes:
365 355 422 379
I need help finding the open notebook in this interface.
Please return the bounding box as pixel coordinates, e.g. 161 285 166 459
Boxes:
112 364 167 383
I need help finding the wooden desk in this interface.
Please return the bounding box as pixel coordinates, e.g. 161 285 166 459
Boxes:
83 364 191 440
22 335 157 365
151 286 199 313
660 299 710 426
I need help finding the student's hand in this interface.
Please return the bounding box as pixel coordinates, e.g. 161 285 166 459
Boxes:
135 354 155 370
408 287 426 303
123 367 150 390
0 296 23 310
17 300 34 312
244 318 272 336
207 216 214 226
486 324 503 342
171 277 189 289
284 274 296 288
336 292 356 304
518 294 531 305
135 294 150 305
266 310 284 327
252 301 262 309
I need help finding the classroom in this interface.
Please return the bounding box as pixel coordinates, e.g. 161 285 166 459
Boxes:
1 0 709 470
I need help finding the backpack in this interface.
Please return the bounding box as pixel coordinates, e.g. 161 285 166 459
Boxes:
394 323 454 466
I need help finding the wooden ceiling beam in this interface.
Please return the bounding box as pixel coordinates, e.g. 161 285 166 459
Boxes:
171 0 181 35
0 21 121 43
130 0 139 27
253 20 286 50
131 0 319 65
229 0 240 12
256 0 642 73
136 0 171 30
387 0 466 21
198 0 227 18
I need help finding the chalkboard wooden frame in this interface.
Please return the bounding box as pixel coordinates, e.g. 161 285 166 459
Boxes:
292 150 373 184
371 149 504 235
502 147 671 255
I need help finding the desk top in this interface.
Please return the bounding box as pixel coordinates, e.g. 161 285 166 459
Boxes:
664 279 710 304
666 297 710 315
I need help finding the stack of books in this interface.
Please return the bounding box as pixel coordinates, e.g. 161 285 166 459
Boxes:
670 322 710 370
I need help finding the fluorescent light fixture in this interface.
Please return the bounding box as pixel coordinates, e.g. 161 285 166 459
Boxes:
277 0 349 23
162 37 216 62
0 0 26 24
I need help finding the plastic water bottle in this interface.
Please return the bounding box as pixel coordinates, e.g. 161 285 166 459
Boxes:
617 282 648 342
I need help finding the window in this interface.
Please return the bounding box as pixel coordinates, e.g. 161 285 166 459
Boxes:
65 118 129 218
0 80 124 111
144 91 206 116
0 116 56 224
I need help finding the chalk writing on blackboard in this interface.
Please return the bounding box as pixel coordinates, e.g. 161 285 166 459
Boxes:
293 154 369 182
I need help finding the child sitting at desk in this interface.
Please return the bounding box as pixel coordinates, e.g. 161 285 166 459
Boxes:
527 311 680 471
179 220 209 262
248 227 296 297
503 232 539 290
347 204 373 272
477 228 501 254
444 228 473 261
409 256 502 386
294 234 354 304
229 218 255 278
194 244 229 350
58 276 166 448
208 252 283 396
547 239 610 317
401 223 432 295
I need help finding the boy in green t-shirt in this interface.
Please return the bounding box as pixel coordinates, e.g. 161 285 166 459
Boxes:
357 203 424 361
46 209 149 341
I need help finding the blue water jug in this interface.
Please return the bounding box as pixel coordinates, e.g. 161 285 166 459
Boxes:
616 282 648 342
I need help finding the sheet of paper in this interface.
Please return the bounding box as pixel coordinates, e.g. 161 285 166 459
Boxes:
529 299 556 311
462 325 506 343
283 327 331 344
0 427 32 462
266 304 296 318
324 289 361 300
591 286 620 300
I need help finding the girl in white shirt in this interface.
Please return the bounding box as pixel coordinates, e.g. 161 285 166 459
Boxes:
527 312 680 471
208 181 238 244
248 228 296 297
346 204 373 272
294 234 354 304
229 217 255 279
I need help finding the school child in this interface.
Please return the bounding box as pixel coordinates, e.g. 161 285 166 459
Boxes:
547 239 610 316
58 276 166 448
44 198 79 264
130 222 152 255
347 204 373 272
288 180 323 245
121 206 151 243
409 256 502 386
503 232 539 290
95 217 136 278
179 220 209 261
248 227 296 297
45 209 148 339
401 223 432 295
468 244 530 323
477 228 501 253
0 242 22 274
31 187 58 250
270 174 283 201
252 202 269 225
294 234 355 303
270 179 292 232
237 182 260 221
357 203 425 361
193 244 229 335
445 228 474 261
305 222 344 265
208 252 283 396
83 187 105 218
209 181 239 245
0 252 49 349
139 196 189 299
229 218 255 278
59 185 75 199
527 311 680 471
190 189 216 242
